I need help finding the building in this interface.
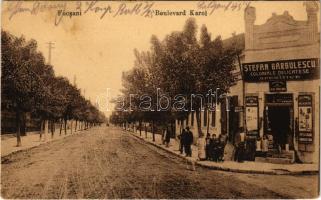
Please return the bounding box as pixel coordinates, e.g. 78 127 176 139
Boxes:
176 3 320 164
242 3 319 163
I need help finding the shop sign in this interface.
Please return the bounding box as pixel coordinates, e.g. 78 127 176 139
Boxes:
265 94 293 105
245 96 258 107
245 96 258 131
269 81 287 92
234 106 243 112
242 58 320 82
246 130 258 139
298 94 313 144
298 95 312 106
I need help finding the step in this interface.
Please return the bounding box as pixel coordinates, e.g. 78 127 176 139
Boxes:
267 150 295 160
255 156 294 164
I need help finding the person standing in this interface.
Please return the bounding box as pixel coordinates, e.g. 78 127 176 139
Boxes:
198 134 206 161
178 128 186 154
209 134 218 161
235 131 246 162
205 133 211 160
262 134 269 157
165 126 171 147
217 134 226 162
185 127 193 157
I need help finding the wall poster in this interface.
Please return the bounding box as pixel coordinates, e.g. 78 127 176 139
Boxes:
245 96 259 132
298 95 313 144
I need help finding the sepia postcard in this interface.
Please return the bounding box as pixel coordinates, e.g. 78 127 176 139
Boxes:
1 0 320 199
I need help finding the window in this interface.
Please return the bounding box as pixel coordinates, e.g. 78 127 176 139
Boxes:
191 111 194 126
211 110 215 127
203 109 207 127
186 114 189 126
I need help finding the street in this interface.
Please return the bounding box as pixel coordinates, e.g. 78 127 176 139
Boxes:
1 127 319 199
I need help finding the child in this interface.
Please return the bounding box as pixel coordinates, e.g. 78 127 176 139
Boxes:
262 134 269 157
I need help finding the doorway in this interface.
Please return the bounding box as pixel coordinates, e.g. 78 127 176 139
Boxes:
267 106 292 149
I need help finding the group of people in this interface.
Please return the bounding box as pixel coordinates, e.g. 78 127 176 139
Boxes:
234 132 270 162
205 133 226 162
178 127 194 157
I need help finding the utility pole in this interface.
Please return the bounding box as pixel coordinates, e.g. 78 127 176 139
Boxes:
44 42 55 141
47 42 55 65
237 54 246 133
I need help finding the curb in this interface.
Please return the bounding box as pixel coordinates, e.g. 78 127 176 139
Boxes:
127 131 319 176
1 129 89 159
128 130 195 162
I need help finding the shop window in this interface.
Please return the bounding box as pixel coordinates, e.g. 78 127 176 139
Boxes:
191 111 194 126
204 109 207 127
211 110 215 127
186 114 189 126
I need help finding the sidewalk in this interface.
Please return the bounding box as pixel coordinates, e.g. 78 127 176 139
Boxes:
128 129 319 175
1 129 84 157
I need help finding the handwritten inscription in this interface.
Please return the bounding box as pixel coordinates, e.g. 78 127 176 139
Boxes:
83 1 112 19
5 1 250 26
6 1 66 20
197 1 251 15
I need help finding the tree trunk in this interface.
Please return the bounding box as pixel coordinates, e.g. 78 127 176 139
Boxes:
21 112 26 136
75 120 78 132
152 120 155 142
16 110 22 147
64 119 67 135
70 120 73 134
40 119 44 140
195 109 203 138
145 123 147 138
43 119 49 141
171 121 175 137
51 120 54 139
59 119 63 136
139 120 142 136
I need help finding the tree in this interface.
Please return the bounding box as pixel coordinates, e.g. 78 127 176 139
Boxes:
1 30 106 145
1 31 48 146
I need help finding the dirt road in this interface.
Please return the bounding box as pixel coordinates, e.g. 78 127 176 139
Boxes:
1 127 319 198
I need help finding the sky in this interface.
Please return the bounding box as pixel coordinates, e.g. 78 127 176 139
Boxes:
1 1 319 116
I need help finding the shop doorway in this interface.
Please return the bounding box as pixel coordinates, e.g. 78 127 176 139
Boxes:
267 106 293 150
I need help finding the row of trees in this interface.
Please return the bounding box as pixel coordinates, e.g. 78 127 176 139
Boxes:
1 30 106 146
110 18 242 140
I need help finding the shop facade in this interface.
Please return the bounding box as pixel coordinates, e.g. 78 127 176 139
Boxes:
176 3 319 164
242 3 320 163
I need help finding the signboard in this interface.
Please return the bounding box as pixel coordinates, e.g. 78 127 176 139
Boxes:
265 93 293 106
245 96 258 131
298 95 312 107
298 95 313 144
269 81 287 92
246 130 258 139
234 106 243 112
232 71 242 81
242 58 320 82
245 96 258 107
